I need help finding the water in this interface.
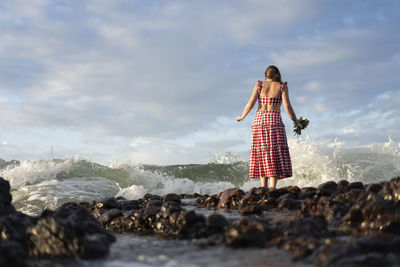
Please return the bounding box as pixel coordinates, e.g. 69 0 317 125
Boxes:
1 138 400 266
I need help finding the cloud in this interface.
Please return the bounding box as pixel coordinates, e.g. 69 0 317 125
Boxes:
0 1 399 163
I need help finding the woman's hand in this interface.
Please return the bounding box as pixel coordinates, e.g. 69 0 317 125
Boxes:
295 121 303 130
236 115 244 122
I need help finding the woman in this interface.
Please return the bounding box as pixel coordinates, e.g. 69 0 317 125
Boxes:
236 65 302 189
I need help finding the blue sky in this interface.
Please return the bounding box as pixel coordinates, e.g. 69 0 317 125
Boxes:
0 0 399 164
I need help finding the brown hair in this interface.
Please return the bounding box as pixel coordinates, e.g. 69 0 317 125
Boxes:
264 65 282 83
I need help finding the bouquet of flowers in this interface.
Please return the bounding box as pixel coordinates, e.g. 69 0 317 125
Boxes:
293 117 309 136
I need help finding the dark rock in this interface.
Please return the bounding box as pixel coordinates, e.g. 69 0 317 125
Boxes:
300 186 316 193
224 218 277 248
239 192 259 206
311 234 400 267
278 235 321 260
95 198 121 210
207 214 229 233
331 188 364 208
239 205 263 215
258 196 277 210
382 176 400 201
350 181 364 189
217 188 245 209
249 187 269 197
0 240 34 267
194 195 219 208
298 191 316 200
317 181 337 193
99 209 123 226
337 179 350 189
118 200 140 210
0 177 16 216
142 193 162 203
340 198 400 235
268 188 289 198
277 198 301 210
365 183 383 193
146 199 163 208
283 215 330 239
162 193 182 203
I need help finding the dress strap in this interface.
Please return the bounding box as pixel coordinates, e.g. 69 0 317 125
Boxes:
280 81 287 93
257 80 263 94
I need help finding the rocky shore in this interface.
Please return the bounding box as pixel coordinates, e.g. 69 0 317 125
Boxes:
1 176 400 266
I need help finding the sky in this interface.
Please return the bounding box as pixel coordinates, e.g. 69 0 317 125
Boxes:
0 0 399 165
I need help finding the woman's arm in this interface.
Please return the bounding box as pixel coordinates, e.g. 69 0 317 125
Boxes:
236 83 259 121
282 84 302 128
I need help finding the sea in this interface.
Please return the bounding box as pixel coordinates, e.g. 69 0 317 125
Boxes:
1 137 399 266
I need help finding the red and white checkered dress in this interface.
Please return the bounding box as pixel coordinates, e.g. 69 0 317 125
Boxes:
249 80 292 179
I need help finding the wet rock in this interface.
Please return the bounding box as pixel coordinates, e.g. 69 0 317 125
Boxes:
162 193 182 203
146 199 163 208
311 234 400 267
331 188 364 208
258 196 277 210
283 215 330 239
337 179 350 189
365 183 383 193
0 177 16 216
27 212 114 259
99 209 123 226
0 212 36 244
0 240 34 267
239 205 263 215
142 193 162 204
224 218 273 248
249 187 269 197
181 194 196 199
277 198 301 210
217 188 245 209
350 181 364 190
268 188 289 199
278 235 321 260
95 198 121 210
300 186 316 193
239 192 259 206
206 214 230 234
382 176 400 201
118 200 140 210
194 195 219 208
340 198 400 235
298 191 316 200
317 181 337 194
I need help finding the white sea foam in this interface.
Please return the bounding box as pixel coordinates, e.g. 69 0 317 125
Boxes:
1 138 399 215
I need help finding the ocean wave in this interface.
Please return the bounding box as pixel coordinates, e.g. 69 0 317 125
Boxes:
1 138 399 215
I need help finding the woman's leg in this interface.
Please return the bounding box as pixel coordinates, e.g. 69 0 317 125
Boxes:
269 177 277 189
260 177 268 187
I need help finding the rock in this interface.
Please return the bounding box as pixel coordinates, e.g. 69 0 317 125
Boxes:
300 186 316 193
298 191 316 200
0 240 34 267
224 218 273 248
206 214 229 234
331 188 364 208
217 188 245 209
340 198 400 235
365 183 383 193
258 196 277 210
239 192 259 206
162 193 182 203
283 215 330 239
311 234 400 267
350 181 364 189
317 181 337 193
99 209 123 226
382 176 400 201
277 198 300 210
194 195 219 208
118 200 140 210
268 188 289 199
239 205 263 215
146 199 163 208
0 177 16 216
95 198 121 210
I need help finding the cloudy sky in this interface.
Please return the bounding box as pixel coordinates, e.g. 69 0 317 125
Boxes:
0 0 399 164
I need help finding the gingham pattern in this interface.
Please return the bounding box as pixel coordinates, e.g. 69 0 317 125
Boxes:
249 81 292 179
257 80 286 105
